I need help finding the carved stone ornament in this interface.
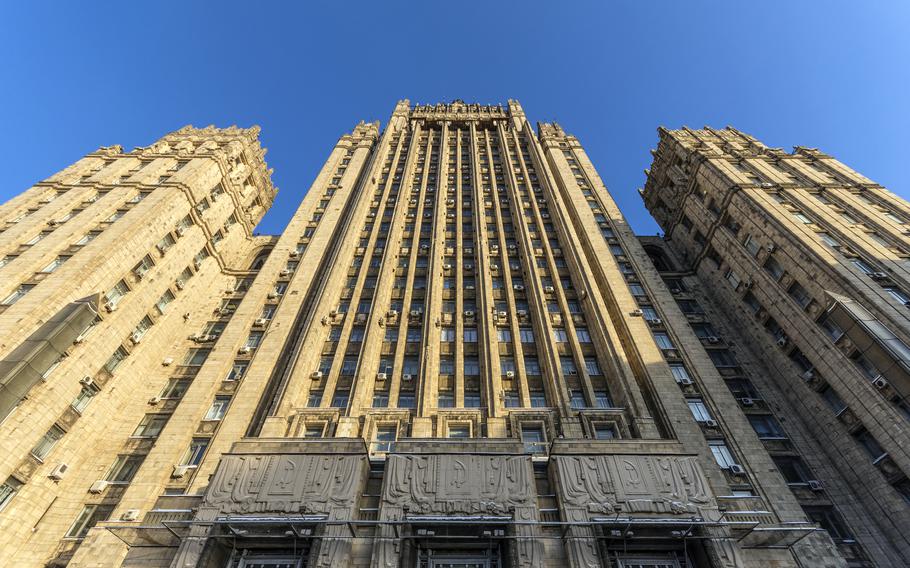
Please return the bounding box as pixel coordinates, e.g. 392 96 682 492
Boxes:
555 454 712 516
204 453 366 514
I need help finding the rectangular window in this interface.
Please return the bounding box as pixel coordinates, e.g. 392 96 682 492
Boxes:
71 384 99 413
463 327 478 343
104 346 129 373
31 424 65 460
593 423 617 440
371 425 397 453
687 399 712 422
521 425 547 454
66 505 114 539
132 414 168 438
763 256 785 281
180 438 209 466
0 477 23 512
105 455 144 483
40 255 70 273
653 333 674 350
160 378 191 398
155 289 176 314
709 442 737 469
2 284 35 306
669 363 692 384
331 389 349 408
204 396 231 421
183 348 210 366
448 424 471 438
748 415 785 438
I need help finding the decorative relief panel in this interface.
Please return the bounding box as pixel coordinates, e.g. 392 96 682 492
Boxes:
554 454 712 515
205 453 366 514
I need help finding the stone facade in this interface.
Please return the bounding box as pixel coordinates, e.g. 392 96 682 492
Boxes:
0 104 859 567
641 127 910 566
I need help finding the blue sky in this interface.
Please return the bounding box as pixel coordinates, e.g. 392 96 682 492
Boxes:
1 2 908 235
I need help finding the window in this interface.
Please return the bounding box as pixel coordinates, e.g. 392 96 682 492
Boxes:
560 357 577 375
31 424 65 460
885 287 910 305
0 477 23 512
133 255 155 279
66 505 114 539
575 328 592 343
244 331 264 349
552 328 568 342
773 456 811 484
593 423 617 440
2 284 34 306
204 396 231 420
307 391 323 408
372 425 397 453
820 386 847 414
763 256 785 281
708 349 738 368
792 211 813 224
132 316 154 341
372 391 389 408
518 327 534 343
341 356 358 375
156 233 176 254
585 357 603 376
805 506 852 541
105 455 144 483
853 429 887 461
743 234 761 257
437 390 454 408
180 438 209 466
653 333 674 350
439 357 455 375
160 378 191 398
441 327 456 342
183 348 210 367
331 389 349 408
105 280 130 308
463 327 478 343
303 424 324 438
521 425 547 455
132 414 168 437
448 424 471 438
569 390 586 409
709 442 738 469
628 283 646 296
687 399 712 422
40 256 70 273
398 392 415 408
155 289 176 314
851 258 875 275
669 363 692 384
497 328 512 343
749 415 785 438
104 346 129 373
71 384 99 413
788 282 812 308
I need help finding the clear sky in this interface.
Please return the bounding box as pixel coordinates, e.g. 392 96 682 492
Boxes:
1 2 908 236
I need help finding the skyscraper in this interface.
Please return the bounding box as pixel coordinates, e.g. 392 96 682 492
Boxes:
641 126 910 566
0 102 867 567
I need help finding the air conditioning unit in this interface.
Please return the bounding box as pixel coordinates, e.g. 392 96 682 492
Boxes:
289 250 300 258
172 464 192 479
801 369 815 381
148 396 161 405
387 309 399 318
568 369 578 376
193 259 203 270
464 310 475 318
704 419 718 428
707 336 720 344
869 272 889 280
175 280 185 290
48 463 68 481
728 464 746 476
238 346 252 355
808 480 824 492
465 263 474 271
740 397 755 406
267 291 278 299
649 318 663 326
280 269 292 277
254 318 267 327
766 244 776 253
47 219 59 226
103 301 117 313
678 378 694 386
491 264 500 271
497 311 507 318
544 286 555 293
410 309 422 317
872 375 889 389
443 264 452 270
79 376 95 388
376 372 387 381
513 285 525 291
162 357 174 366
88 480 110 494
129 332 143 345
176 226 186 236
402 373 413 382
517 310 528 318
776 336 788 347
760 182 774 189
312 371 323 379
196 334 214 343
629 309 643 317
505 370 515 378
